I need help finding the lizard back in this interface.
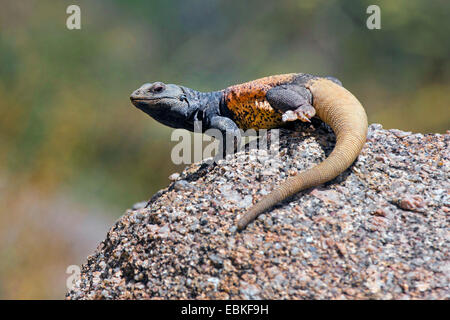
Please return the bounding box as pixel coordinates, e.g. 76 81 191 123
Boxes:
223 73 298 130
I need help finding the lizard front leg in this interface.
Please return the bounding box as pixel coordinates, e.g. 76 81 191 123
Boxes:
266 85 316 123
208 116 242 158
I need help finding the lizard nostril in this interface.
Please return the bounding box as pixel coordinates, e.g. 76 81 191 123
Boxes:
130 89 139 98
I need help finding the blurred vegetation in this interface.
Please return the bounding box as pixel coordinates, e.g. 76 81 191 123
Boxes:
0 0 448 299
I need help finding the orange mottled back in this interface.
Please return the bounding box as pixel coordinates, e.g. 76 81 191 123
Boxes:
224 73 298 130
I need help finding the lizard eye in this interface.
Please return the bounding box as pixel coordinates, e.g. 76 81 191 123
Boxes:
151 82 165 93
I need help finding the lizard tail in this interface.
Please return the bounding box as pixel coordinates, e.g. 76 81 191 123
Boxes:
237 78 368 230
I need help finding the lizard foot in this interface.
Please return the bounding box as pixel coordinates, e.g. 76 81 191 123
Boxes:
281 104 316 123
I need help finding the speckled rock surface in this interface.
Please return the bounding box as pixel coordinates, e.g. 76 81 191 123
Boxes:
66 123 449 300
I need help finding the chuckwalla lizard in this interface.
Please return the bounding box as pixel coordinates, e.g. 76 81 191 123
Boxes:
130 73 368 230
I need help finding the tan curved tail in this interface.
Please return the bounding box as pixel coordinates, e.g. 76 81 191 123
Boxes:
237 78 368 230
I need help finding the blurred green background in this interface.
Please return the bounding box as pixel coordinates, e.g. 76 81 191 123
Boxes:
0 0 448 299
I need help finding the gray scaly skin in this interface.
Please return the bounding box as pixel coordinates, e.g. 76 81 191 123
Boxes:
130 73 368 230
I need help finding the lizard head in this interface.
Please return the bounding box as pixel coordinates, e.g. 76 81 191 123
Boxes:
130 82 192 129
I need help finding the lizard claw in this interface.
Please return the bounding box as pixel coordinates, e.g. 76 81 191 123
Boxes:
281 104 316 123
281 110 298 122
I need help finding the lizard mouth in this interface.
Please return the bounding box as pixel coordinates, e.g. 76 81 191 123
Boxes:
130 96 182 104
131 97 168 102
